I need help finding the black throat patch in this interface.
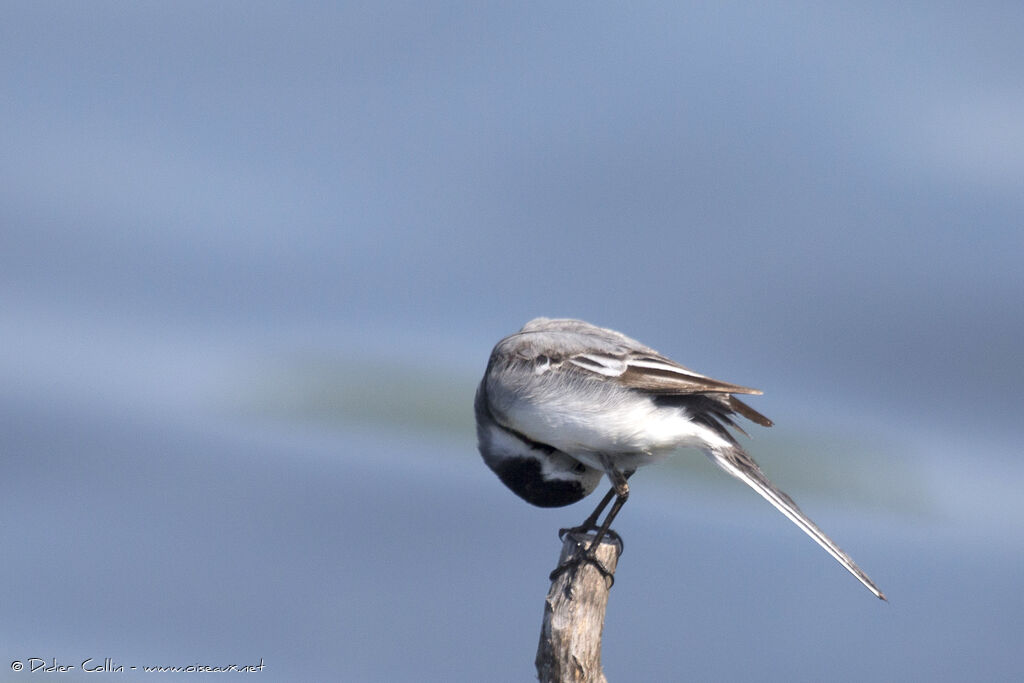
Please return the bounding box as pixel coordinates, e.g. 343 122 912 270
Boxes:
491 456 587 508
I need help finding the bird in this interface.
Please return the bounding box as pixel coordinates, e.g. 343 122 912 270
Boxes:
474 317 885 600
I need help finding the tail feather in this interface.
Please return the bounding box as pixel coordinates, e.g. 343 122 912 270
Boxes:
707 445 886 600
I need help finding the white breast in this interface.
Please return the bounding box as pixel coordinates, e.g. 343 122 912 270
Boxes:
503 386 733 469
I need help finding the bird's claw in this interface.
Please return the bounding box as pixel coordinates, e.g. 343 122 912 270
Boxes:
549 551 617 589
549 531 623 590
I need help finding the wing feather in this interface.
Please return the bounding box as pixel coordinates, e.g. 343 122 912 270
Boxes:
563 348 764 397
617 361 763 395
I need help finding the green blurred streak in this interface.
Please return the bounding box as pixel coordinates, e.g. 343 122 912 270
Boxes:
234 352 477 437
232 354 930 516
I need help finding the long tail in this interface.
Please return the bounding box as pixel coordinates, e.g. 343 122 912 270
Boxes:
706 445 886 600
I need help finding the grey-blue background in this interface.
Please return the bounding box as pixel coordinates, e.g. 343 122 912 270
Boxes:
3 3 1022 681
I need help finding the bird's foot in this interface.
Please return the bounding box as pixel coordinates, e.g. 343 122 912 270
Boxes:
549 550 616 588
549 531 623 589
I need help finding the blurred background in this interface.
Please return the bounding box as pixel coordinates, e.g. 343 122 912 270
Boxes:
2 2 1022 681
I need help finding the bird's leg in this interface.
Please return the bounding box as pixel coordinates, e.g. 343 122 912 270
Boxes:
550 464 632 587
585 468 629 552
557 486 616 539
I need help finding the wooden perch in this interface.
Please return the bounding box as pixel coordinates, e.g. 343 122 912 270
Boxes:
536 533 622 683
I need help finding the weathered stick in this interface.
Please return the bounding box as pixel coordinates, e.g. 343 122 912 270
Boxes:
536 533 621 683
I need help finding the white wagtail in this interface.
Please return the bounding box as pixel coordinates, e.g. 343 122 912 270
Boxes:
474 317 885 600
